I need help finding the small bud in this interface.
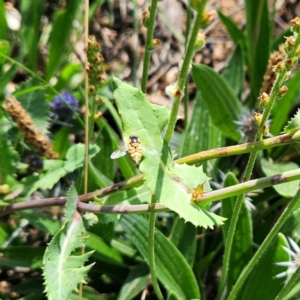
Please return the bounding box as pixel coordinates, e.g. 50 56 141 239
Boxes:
284 58 297 70
259 92 269 109
272 61 285 73
194 30 206 51
262 125 269 136
96 96 104 104
201 11 215 27
254 112 262 125
290 17 300 33
94 111 103 120
165 84 183 100
97 75 106 84
142 10 150 28
279 86 288 97
148 39 161 50
89 85 96 94
0 184 10 194
284 36 296 53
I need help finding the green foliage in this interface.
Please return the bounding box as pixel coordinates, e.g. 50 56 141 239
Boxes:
1 1 300 300
120 215 200 299
192 64 242 141
113 78 225 228
43 186 94 300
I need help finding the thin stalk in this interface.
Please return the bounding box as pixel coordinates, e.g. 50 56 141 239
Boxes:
164 11 202 145
131 0 138 86
2 168 300 217
80 1 89 298
218 30 300 299
141 0 159 93
183 1 192 129
148 197 164 300
274 263 300 300
227 187 300 300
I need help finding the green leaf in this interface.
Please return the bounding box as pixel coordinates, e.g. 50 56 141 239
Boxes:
261 158 300 197
0 39 9 66
223 45 244 98
46 0 81 80
170 217 197 266
113 78 225 228
19 0 43 70
0 246 44 269
22 144 99 194
19 210 62 236
179 92 224 169
221 173 252 290
192 64 242 141
120 215 200 299
0 1 7 40
43 186 94 300
244 0 270 103
117 263 149 300
271 69 300 136
217 10 247 56
239 233 289 300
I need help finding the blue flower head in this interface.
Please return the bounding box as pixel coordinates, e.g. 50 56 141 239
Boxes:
50 93 78 119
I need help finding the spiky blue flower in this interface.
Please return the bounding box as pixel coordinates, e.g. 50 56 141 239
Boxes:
49 93 78 119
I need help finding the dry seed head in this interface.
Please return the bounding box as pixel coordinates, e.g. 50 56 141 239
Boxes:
291 17 300 33
3 97 59 159
273 61 285 73
279 86 288 97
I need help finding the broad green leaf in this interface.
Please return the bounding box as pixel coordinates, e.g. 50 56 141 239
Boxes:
19 210 62 236
284 109 300 135
46 0 81 80
0 223 10 246
113 78 225 228
120 215 200 299
103 183 151 205
117 264 149 300
0 39 9 65
244 0 270 103
43 186 94 300
271 69 300 136
88 161 113 189
53 127 71 158
93 122 115 180
281 208 300 244
217 10 247 60
223 45 244 98
0 246 44 269
0 134 19 188
221 173 252 291
261 158 300 197
170 217 197 266
179 92 224 170
192 64 242 141
19 0 43 70
239 233 289 300
0 0 7 40
22 144 99 194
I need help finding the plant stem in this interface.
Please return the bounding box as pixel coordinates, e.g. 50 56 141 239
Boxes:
227 186 300 300
2 168 300 217
274 262 300 300
164 10 202 145
141 0 159 93
218 31 300 299
148 197 164 300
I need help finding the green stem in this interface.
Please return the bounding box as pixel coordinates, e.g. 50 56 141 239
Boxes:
141 0 159 93
148 197 164 300
274 263 300 300
227 187 300 300
218 30 300 300
164 11 202 145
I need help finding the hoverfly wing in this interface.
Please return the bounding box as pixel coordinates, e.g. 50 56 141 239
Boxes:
110 147 128 159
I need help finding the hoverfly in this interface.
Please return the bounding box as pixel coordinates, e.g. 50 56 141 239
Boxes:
110 134 159 164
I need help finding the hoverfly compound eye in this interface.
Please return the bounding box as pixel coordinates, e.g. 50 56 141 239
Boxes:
130 134 139 144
